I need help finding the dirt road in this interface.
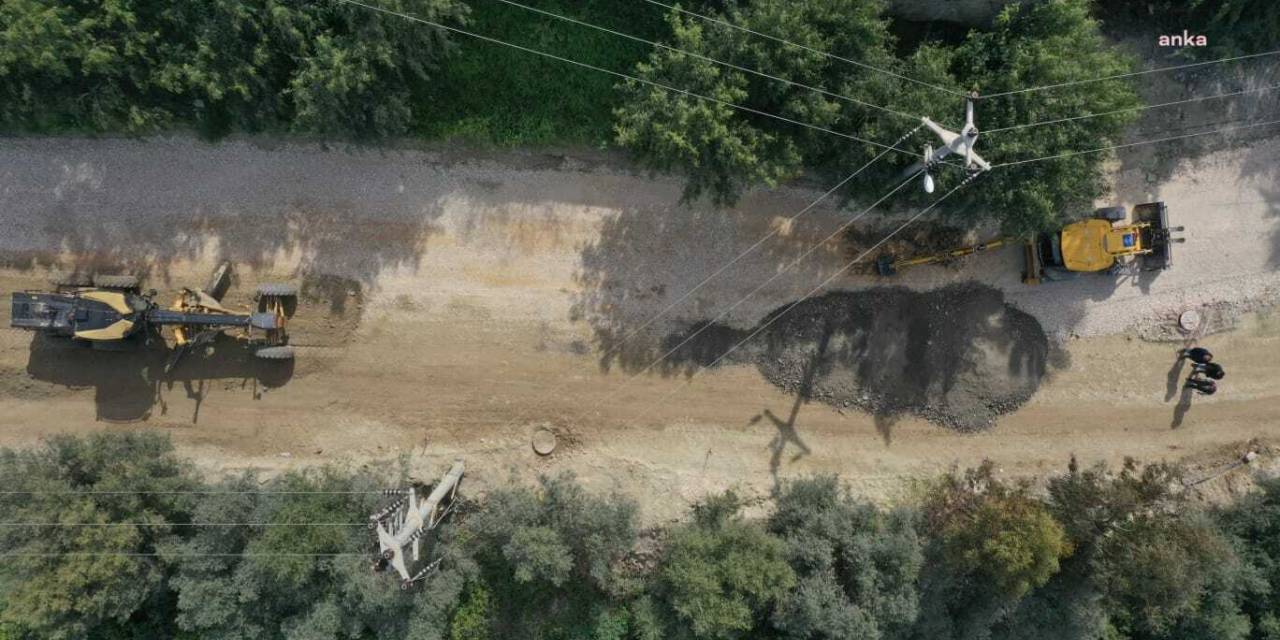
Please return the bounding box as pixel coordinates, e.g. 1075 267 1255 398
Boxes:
1 136 1276 519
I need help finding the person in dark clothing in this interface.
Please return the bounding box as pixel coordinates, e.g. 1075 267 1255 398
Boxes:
1185 377 1217 395
1192 361 1225 380
1181 347 1213 364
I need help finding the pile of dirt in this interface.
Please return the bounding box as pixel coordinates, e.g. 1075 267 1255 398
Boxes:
843 223 971 274
661 283 1050 430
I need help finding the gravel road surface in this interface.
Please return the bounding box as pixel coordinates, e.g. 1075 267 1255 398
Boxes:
0 135 1275 518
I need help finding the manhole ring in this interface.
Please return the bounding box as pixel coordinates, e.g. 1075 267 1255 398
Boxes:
532 428 558 456
1178 309 1202 333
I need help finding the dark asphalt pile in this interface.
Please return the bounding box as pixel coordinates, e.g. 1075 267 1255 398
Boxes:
660 283 1050 431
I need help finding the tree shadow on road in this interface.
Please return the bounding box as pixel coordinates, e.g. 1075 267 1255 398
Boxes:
570 195 855 375
1 146 446 291
657 282 1062 434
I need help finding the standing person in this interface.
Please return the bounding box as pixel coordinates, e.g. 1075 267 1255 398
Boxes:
1180 346 1213 365
1185 376 1217 395
1192 361 1225 380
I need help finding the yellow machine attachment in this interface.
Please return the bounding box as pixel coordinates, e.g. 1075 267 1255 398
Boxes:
875 237 1010 276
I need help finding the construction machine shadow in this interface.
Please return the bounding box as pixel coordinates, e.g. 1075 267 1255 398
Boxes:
13 262 297 422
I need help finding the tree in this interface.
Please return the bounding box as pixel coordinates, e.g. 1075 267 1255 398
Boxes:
989 458 1186 640
767 476 923 640
930 464 1072 601
1094 510 1259 640
165 466 470 640
657 491 796 639
0 0 466 137
932 0 1142 236
911 462 1072 640
616 0 1141 236
1215 477 1280 640
461 472 640 638
0 432 199 639
616 0 910 206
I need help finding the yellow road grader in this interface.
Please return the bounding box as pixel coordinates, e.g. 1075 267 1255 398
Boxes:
10 262 296 372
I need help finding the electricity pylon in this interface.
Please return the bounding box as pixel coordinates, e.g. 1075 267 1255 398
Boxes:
370 459 465 590
907 92 990 192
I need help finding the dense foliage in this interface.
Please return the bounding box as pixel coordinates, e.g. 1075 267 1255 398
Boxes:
0 0 668 145
617 0 1142 235
1 0 1161 233
1095 0 1280 58
2 434 1276 640
0 0 466 137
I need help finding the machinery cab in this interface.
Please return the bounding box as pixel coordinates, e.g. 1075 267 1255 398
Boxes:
1025 202 1182 283
10 288 150 344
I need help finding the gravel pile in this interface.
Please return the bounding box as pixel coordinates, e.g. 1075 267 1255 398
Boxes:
663 283 1050 430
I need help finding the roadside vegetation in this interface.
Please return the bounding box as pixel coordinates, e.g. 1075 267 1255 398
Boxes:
616 0 1142 236
4 0 1147 235
1 433 1277 640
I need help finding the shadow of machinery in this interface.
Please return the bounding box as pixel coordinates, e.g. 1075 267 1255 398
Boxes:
657 282 1065 433
25 331 294 423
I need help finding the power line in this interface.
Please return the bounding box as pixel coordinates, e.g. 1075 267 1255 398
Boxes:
993 117 1280 167
331 0 922 158
0 490 384 495
640 172 983 408
0 522 367 527
1 552 369 558
980 48 1280 100
489 0 920 122
641 0 967 98
628 168 927 380
573 124 922 382
985 83 1280 134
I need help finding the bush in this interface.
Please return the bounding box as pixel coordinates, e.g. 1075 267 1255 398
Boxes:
768 476 923 640
657 490 796 639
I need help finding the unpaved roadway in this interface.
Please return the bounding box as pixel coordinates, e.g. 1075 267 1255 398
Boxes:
1 136 1277 519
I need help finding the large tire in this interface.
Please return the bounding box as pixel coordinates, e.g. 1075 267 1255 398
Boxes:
257 283 299 317
1095 206 1126 222
93 274 140 289
256 283 297 297
51 272 92 287
254 346 295 360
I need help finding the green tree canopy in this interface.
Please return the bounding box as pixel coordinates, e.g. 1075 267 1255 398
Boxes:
1220 476 1280 640
1094 510 1260 640
0 0 465 136
460 472 640 638
657 490 796 639
0 433 199 639
166 465 470 640
767 475 923 640
616 0 1141 236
